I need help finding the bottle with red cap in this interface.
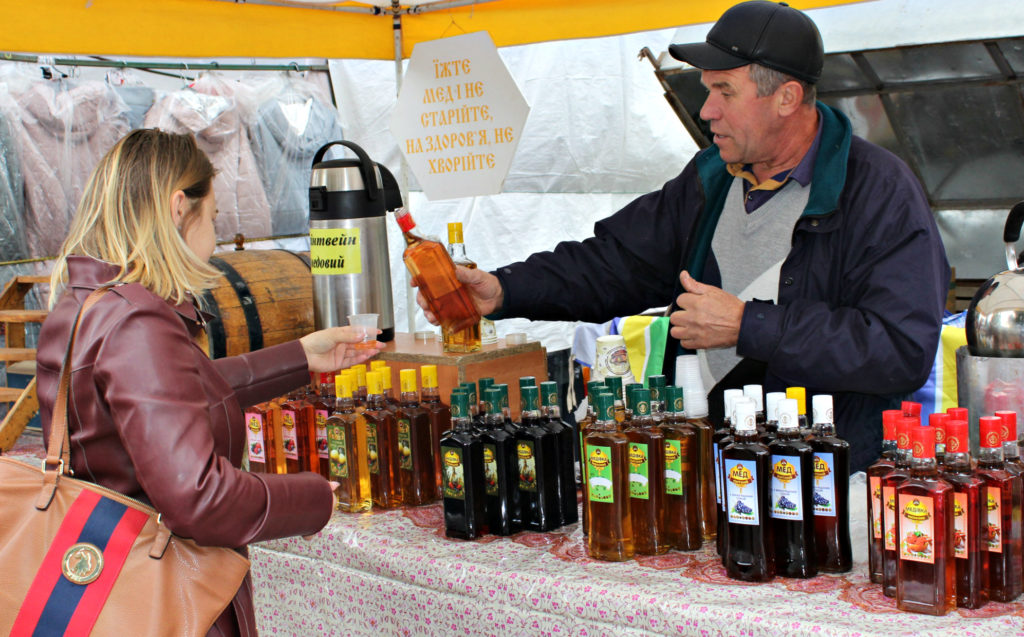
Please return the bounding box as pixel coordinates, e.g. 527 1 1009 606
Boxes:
867 409 901 584
975 416 1024 602
940 418 988 609
903 401 922 421
995 411 1024 476
929 412 948 465
895 425 955 615
882 417 916 597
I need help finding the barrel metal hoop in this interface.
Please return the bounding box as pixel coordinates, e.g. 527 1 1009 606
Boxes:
274 248 311 270
209 256 264 353
197 288 227 359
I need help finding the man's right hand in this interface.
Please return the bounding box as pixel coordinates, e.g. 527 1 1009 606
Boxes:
415 265 504 326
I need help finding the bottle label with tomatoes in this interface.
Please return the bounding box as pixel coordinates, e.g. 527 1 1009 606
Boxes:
953 492 968 559
586 443 614 503
366 422 380 475
281 409 299 461
316 409 329 460
397 418 413 471
869 476 883 540
986 486 1002 553
244 412 266 464
517 440 538 492
328 424 348 479
811 453 836 517
664 439 683 496
770 455 803 521
898 494 935 564
441 446 465 500
482 444 499 496
628 442 650 500
725 459 758 525
883 485 897 551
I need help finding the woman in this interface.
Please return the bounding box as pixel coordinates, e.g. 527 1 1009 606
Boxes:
35 129 383 636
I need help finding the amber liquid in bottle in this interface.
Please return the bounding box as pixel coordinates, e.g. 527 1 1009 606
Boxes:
578 385 603 537
396 371 439 506
808 417 852 573
584 393 634 561
440 392 486 539
420 366 450 493
722 412 774 583
244 402 283 474
686 413 717 543
280 392 318 475
516 386 561 531
940 447 988 609
867 432 898 584
310 379 333 480
328 376 371 513
976 440 1024 602
624 391 668 555
660 387 701 551
768 424 818 579
364 372 402 508
443 222 482 353
396 208 480 334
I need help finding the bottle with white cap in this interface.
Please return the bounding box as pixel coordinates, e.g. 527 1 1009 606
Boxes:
808 394 852 573
767 398 817 578
743 384 766 427
712 389 742 555
721 398 774 582
761 391 786 443
676 354 716 544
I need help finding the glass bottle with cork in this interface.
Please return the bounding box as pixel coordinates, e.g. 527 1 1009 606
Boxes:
896 425 955 615
515 384 561 531
940 418 988 609
244 401 283 474
584 391 634 561
309 373 334 479
396 368 439 506
808 394 852 573
975 415 1024 602
420 364 451 491
540 380 579 526
479 387 521 535
883 417 916 597
659 385 702 551
364 370 402 508
279 388 318 475
395 207 481 336
624 388 668 555
443 221 483 353
440 391 486 539
327 374 371 513
768 397 818 578
722 398 774 582
867 409 902 584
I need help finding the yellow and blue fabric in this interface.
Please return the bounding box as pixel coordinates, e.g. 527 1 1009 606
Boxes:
619 316 670 386
911 311 966 420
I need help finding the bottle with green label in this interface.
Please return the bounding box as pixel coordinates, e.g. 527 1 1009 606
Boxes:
580 381 610 538
515 385 560 531
584 392 633 561
767 398 817 578
396 369 438 506
327 374 371 513
540 381 579 526
440 391 486 539
808 394 852 573
364 371 402 508
624 388 668 555
722 399 774 582
658 385 702 551
479 387 520 534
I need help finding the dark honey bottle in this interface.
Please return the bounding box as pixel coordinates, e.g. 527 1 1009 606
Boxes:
280 388 318 475
940 419 988 609
440 391 486 539
479 387 521 535
364 370 402 508
867 409 901 584
713 391 741 557
624 388 668 555
476 377 495 425
420 364 451 492
495 383 514 427
458 383 482 429
768 398 817 578
976 416 1024 602
244 401 283 474
396 369 439 506
541 381 579 526
327 374 371 513
309 373 333 479
808 394 852 573
584 392 634 561
660 386 701 551
515 385 560 531
722 399 774 582
896 426 956 615
883 417 915 597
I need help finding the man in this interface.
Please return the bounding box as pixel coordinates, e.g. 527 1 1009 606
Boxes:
418 1 950 472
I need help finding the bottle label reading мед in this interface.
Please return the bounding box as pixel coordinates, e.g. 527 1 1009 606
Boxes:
664 440 683 496
398 419 413 471
899 494 935 564
328 425 348 479
244 412 266 464
441 446 465 500
281 410 299 461
518 441 538 492
586 444 614 504
770 455 803 521
953 492 968 559
812 453 837 517
725 459 759 525
316 410 329 460
483 444 499 496
628 442 650 499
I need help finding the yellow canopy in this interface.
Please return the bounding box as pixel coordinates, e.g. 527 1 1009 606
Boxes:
0 0 865 60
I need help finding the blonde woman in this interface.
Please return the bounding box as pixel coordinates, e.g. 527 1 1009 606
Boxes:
35 129 382 637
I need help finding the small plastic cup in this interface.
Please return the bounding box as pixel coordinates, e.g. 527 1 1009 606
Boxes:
347 313 379 349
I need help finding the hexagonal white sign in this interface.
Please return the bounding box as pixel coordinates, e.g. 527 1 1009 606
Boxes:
390 31 530 201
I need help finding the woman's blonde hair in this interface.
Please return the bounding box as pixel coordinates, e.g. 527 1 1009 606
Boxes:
49 129 219 307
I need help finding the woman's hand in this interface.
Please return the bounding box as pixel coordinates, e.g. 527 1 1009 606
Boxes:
299 327 385 372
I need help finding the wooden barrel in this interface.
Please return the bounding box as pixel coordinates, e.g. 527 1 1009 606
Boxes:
198 250 313 359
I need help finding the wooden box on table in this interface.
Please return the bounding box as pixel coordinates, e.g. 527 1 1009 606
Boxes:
376 333 547 415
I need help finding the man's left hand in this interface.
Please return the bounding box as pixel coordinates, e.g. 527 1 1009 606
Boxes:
669 271 745 350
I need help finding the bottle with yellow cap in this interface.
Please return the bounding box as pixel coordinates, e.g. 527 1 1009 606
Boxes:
419 364 451 492
397 368 440 505
786 387 810 438
337 370 362 415
443 222 483 353
364 370 402 507
351 364 369 408
327 374 372 512
379 365 400 411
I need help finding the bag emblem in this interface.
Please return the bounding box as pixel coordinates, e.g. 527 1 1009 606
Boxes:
62 542 104 585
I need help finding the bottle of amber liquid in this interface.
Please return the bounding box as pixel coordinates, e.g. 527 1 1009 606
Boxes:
440 391 486 539
940 418 988 609
244 402 283 474
579 381 608 537
280 389 318 475
867 409 901 584
624 388 668 555
685 392 716 544
395 207 480 335
976 416 1024 602
584 391 634 561
419 364 450 491
722 399 774 582
541 381 579 526
396 369 439 506
768 398 817 578
379 366 401 412
883 417 916 597
442 222 482 353
351 364 368 410
786 387 810 438
309 373 333 479
896 425 955 615
327 374 371 513
479 387 521 535
515 385 561 531
808 394 852 573
364 371 402 508
659 385 702 551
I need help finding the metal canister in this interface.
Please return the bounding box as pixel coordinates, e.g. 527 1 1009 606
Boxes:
308 141 401 341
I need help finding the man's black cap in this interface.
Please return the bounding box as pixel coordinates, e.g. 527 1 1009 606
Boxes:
668 1 824 84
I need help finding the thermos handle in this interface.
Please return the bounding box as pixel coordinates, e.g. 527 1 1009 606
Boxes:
1004 200 1024 270
312 140 379 201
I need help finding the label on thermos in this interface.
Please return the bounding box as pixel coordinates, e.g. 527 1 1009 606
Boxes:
310 227 363 274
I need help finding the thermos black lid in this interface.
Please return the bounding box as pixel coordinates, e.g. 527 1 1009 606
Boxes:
309 140 403 219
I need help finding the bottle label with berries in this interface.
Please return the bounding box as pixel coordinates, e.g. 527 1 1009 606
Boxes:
281 410 299 461
316 410 330 460
244 412 266 464
725 459 759 525
770 455 803 521
812 453 836 517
